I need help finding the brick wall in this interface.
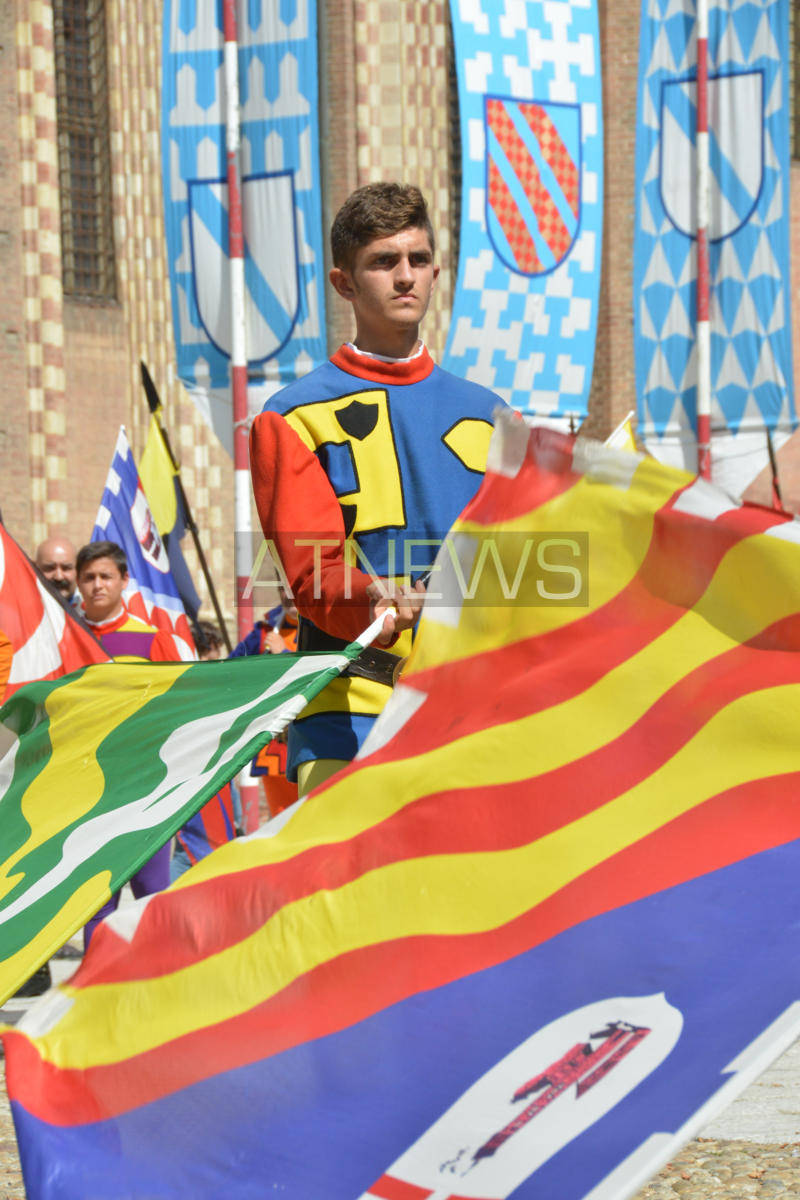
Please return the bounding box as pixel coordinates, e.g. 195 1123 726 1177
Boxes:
586 0 639 440
744 164 800 511
60 300 128 547
7 0 238 632
319 0 358 353
320 0 455 359
14 2 67 547
0 0 30 544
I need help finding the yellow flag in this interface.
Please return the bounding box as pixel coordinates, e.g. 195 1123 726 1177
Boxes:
139 416 177 537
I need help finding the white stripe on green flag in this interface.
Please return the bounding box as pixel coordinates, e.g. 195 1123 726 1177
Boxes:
0 616 385 1005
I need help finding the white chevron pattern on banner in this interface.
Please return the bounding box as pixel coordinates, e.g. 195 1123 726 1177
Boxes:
633 0 796 498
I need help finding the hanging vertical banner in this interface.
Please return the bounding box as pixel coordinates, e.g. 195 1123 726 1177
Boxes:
634 0 795 497
444 0 603 420
162 0 326 455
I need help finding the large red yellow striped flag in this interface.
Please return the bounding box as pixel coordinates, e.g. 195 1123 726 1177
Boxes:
5 410 800 1200
0 619 385 1008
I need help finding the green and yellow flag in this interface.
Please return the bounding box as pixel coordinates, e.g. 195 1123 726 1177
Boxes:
0 623 382 1004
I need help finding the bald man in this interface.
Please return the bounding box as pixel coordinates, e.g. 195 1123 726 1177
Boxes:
34 536 79 607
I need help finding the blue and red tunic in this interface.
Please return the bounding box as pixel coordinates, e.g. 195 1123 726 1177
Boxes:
250 343 502 774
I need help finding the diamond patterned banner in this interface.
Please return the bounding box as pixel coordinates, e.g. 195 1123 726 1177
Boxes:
633 0 796 496
443 0 603 420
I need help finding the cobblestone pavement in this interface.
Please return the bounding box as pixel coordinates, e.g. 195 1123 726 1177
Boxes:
635 1139 800 1198
0 1089 23 1200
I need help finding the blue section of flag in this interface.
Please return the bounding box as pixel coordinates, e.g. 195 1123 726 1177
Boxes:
444 0 602 418
14 840 800 1198
91 431 186 622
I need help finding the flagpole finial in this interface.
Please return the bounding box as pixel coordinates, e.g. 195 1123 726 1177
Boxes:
140 361 162 415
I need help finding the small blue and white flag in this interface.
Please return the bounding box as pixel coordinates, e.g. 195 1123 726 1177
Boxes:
92 428 196 659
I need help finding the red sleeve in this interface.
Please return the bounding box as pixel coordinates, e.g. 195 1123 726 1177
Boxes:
250 411 375 642
149 630 184 663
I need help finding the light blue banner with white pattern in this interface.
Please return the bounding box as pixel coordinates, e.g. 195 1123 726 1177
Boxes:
634 0 796 495
443 0 603 419
162 0 326 454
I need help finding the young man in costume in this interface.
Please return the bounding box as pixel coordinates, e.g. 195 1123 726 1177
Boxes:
75 540 181 945
76 540 182 663
250 182 503 794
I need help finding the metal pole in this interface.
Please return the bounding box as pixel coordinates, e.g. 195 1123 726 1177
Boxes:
223 0 260 830
140 363 233 654
766 427 784 512
222 0 254 641
695 0 712 479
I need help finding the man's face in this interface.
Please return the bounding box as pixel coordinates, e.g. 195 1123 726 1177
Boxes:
330 227 439 355
35 539 77 597
77 558 128 623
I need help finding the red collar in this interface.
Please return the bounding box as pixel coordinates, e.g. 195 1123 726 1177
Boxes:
330 343 434 385
82 605 129 637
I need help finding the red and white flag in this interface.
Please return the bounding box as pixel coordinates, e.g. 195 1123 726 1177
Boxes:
0 524 109 700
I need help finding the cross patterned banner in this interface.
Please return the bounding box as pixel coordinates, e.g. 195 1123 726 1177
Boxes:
633 0 796 497
162 0 327 454
443 0 603 420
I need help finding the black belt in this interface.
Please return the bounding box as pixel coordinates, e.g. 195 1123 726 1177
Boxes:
343 644 400 687
297 617 400 688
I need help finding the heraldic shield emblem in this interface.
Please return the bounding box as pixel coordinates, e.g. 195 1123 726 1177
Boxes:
484 95 581 277
660 70 764 242
358 993 682 1199
188 170 300 364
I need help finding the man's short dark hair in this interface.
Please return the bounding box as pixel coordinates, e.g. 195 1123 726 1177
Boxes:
330 182 435 271
76 540 128 578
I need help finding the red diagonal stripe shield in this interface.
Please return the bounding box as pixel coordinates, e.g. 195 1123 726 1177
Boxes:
485 96 580 276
